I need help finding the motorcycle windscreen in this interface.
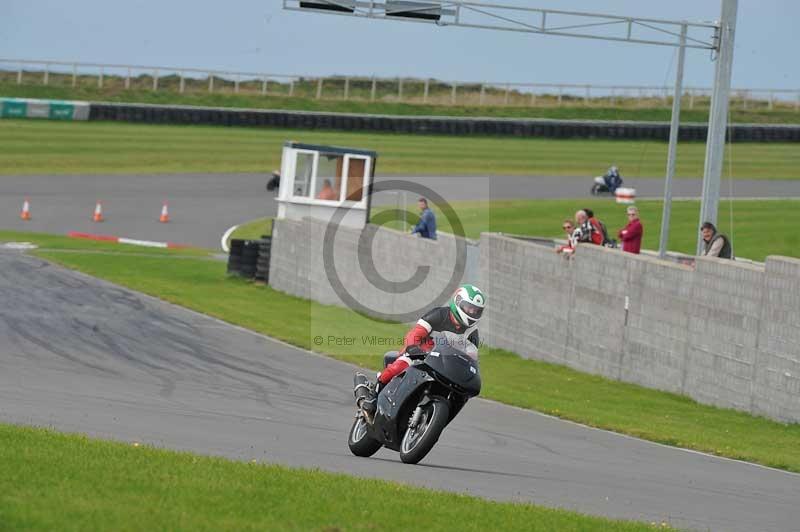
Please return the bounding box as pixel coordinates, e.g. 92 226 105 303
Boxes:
424 346 481 397
430 331 478 360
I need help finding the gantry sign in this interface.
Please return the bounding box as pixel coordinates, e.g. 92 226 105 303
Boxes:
285 0 738 257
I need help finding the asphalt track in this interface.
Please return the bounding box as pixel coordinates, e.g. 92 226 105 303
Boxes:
2 173 799 249
0 249 798 531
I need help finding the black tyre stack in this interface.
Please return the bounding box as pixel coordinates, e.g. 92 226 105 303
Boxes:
227 237 272 283
255 236 272 283
227 239 245 275
240 240 261 279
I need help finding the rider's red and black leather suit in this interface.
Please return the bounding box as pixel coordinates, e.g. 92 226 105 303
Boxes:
378 306 480 386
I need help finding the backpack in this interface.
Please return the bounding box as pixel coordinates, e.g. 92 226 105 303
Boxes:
596 219 617 248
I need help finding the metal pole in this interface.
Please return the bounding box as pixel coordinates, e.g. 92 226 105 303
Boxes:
72 63 77 87
659 24 687 259
16 65 22 85
557 86 562 106
99 67 104 89
43 64 49 85
768 92 774 110
152 69 159 91
125 67 130 90
529 89 536 106
289 79 294 96
370 77 376 101
697 0 737 254
451 83 457 105
209 74 214 93
234 74 240 93
344 77 349 100
479 83 485 105
179 72 185 93
504 84 510 105
398 78 403 101
584 84 590 105
423 78 429 103
262 77 268 95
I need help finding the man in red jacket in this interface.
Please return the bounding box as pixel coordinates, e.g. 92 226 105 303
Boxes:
618 206 643 254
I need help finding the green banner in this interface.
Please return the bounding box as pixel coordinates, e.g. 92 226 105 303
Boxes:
1 99 27 118
48 103 76 120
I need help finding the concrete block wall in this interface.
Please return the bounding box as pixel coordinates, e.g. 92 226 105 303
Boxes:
753 257 800 422
269 217 477 321
480 234 800 424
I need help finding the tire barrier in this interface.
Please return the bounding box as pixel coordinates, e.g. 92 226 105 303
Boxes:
227 239 245 275
227 237 272 283
240 240 261 279
89 102 800 142
255 236 272 284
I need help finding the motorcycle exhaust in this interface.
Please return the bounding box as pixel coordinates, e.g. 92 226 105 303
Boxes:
353 372 372 406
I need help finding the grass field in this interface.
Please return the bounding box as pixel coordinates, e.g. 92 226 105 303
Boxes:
4 81 800 124
2 118 800 178
0 424 666 532
3 230 796 472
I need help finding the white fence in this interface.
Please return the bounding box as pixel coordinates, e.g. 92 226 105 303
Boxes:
1 58 799 111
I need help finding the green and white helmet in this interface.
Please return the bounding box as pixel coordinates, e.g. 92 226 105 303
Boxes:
449 284 486 327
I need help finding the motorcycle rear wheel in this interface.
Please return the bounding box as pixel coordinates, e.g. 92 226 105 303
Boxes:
348 415 383 457
400 398 450 464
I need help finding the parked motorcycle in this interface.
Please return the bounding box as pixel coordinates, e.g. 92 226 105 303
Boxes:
348 344 481 464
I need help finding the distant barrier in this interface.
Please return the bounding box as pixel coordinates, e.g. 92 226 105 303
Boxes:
2 98 798 141
0 97 89 120
89 102 800 142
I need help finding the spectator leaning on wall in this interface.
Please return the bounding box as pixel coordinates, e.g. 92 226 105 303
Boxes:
700 222 733 259
574 210 603 245
411 198 437 240
618 206 643 254
556 219 577 255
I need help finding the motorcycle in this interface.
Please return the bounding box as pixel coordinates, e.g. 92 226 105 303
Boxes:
591 175 624 196
348 344 481 464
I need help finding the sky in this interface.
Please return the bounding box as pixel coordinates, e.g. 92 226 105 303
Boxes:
2 1 798 93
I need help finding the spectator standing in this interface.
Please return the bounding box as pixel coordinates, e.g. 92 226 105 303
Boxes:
700 222 733 259
411 198 437 240
618 206 643 254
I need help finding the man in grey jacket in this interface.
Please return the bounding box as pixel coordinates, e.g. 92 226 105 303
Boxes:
700 222 733 259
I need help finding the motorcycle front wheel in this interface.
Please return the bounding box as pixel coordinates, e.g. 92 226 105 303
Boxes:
348 415 383 457
399 398 450 464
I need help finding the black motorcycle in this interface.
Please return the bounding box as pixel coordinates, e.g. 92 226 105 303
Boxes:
348 345 481 464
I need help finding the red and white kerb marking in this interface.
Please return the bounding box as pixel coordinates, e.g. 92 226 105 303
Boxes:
67 232 188 249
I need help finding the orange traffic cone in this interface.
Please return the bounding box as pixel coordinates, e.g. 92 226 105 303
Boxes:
20 198 31 221
159 201 170 223
92 201 104 222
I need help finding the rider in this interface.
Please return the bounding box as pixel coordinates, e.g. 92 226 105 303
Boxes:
603 165 623 193
359 284 485 414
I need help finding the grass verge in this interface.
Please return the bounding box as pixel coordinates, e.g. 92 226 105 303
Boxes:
3 230 795 473
0 423 665 532
3 81 799 124
2 119 800 178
